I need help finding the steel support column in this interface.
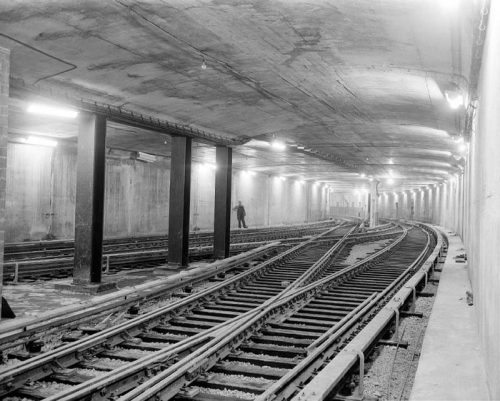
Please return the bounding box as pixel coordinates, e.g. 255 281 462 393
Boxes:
369 180 379 227
213 146 232 259
168 136 192 267
0 47 9 317
57 112 115 293
74 112 109 285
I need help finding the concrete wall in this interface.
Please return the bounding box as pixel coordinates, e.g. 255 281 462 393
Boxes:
0 47 9 313
378 4 500 395
378 182 461 227
328 191 367 220
4 143 329 242
459 2 500 397
380 191 415 221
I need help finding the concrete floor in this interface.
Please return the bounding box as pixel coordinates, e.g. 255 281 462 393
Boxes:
410 229 490 401
0 263 211 325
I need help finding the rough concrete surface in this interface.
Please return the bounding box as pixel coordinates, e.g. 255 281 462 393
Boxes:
0 1 474 191
410 232 489 401
4 144 328 242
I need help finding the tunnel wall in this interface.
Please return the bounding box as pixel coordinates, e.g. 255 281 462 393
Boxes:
460 2 500 397
377 4 500 393
4 143 329 242
328 191 367 220
378 182 461 228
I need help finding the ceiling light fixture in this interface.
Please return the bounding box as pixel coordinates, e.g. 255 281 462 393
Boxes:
280 176 286 181
386 177 394 185
136 152 156 163
21 136 58 147
297 145 305 150
360 173 366 178
445 91 464 109
27 103 78 119
201 58 207 70
271 139 286 151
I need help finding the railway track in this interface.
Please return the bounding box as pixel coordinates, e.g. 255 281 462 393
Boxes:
3 221 398 283
5 221 337 260
0 243 283 354
0 223 411 401
112 225 435 401
0 224 349 397
2 221 338 283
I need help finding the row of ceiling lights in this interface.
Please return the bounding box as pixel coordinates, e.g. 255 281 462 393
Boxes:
22 102 468 188
381 178 461 197
18 102 390 191
352 176 462 198
199 163 331 189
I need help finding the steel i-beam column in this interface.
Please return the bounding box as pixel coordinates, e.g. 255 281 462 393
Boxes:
168 136 192 267
213 146 232 259
58 112 115 293
0 48 10 318
369 180 379 227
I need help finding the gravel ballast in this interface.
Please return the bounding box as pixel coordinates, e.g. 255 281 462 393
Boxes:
362 281 439 401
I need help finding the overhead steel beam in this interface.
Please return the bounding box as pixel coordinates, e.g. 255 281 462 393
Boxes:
9 77 250 147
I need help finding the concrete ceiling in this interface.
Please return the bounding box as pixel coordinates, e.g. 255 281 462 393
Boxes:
1 0 475 191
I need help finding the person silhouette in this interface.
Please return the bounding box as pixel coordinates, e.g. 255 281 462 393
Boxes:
233 201 247 228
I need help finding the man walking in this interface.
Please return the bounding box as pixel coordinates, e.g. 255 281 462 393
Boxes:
233 201 248 228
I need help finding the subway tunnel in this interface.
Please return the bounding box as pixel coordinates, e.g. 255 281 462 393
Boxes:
0 1 497 400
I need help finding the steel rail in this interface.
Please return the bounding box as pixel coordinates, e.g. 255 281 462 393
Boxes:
0 224 360 346
45 229 406 401
292 224 442 401
282 225 358 293
118 227 411 401
4 220 335 258
41 225 364 401
0 242 280 350
0 225 342 397
3 221 341 282
254 228 435 401
1 223 404 400
7 226 399 284
254 294 379 401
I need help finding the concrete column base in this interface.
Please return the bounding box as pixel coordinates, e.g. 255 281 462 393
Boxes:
55 281 117 294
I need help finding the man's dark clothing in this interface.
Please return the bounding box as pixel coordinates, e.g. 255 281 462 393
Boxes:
235 205 247 228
